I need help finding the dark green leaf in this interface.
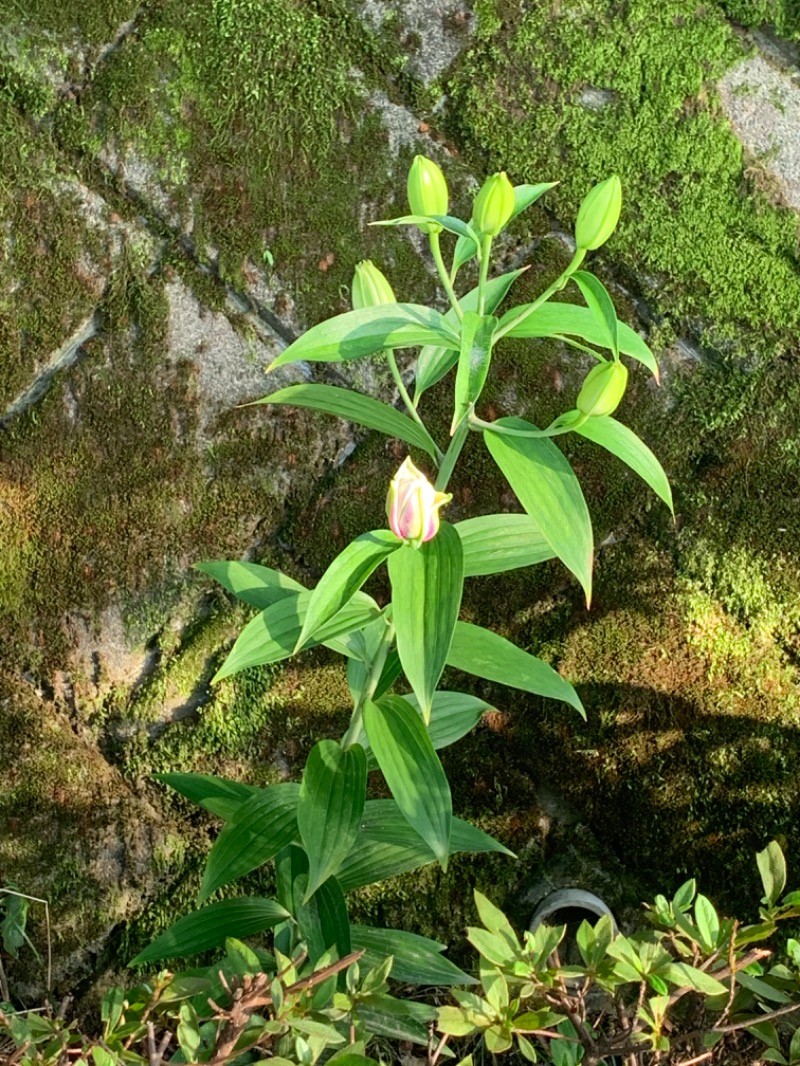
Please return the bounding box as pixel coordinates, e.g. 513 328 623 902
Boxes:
573 416 673 512
453 312 497 429
757 841 787 906
298 531 400 651
572 271 618 357
351 925 474 986
154 772 260 821
269 304 459 371
336 801 512 891
356 994 435 1045
131 897 289 964
447 621 584 715
353 691 491 771
388 523 464 720
199 784 300 900
363 697 452 868
498 301 659 378
298 741 367 899
255 384 439 460
484 417 593 604
455 513 555 576
276 845 351 963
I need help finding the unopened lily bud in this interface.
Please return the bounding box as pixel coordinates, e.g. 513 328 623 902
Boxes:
352 260 395 310
577 359 628 418
386 457 452 548
407 155 448 234
575 175 622 251
472 171 515 237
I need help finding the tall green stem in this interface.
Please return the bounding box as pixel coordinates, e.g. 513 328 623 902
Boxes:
385 351 444 464
341 618 395 750
435 414 471 492
477 234 492 316
429 230 463 321
493 248 586 342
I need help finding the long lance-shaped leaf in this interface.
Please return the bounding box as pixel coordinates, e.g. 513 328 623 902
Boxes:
336 800 514 892
415 268 527 398
268 304 459 371
351 925 475 987
388 523 463 721
276 844 351 963
296 530 400 652
195 560 304 610
298 740 367 900
454 513 556 576
484 418 593 605
572 416 673 513
253 384 439 461
497 301 659 379
447 621 584 716
363 696 452 868
372 213 480 245
131 897 290 965
155 772 260 820
353 691 493 770
199 784 301 901
197 561 376 662
572 271 618 358
452 312 497 432
452 183 557 272
213 590 380 681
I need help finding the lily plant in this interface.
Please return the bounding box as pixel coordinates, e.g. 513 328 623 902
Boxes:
132 157 673 1056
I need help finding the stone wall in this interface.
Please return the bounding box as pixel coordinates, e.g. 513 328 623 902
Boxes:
1 0 800 998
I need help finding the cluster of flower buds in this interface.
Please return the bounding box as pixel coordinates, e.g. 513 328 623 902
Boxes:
386 457 451 548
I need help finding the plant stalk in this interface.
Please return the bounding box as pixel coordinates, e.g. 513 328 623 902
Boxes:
429 230 463 321
386 351 444 463
493 248 585 342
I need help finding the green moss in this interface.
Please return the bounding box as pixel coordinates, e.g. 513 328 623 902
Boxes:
0 0 139 42
447 0 800 353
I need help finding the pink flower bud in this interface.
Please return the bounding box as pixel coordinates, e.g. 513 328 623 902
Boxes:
386 457 452 547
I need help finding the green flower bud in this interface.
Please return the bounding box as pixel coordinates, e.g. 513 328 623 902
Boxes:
407 155 448 234
575 175 622 251
351 260 396 310
576 359 628 418
472 171 515 237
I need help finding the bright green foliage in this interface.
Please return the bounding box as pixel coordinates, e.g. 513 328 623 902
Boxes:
438 844 800 1063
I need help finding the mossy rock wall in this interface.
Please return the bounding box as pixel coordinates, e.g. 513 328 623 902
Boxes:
1 0 800 998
